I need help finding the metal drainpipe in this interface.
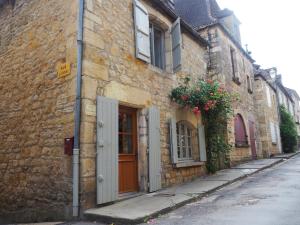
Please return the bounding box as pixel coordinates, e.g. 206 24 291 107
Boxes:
73 0 84 218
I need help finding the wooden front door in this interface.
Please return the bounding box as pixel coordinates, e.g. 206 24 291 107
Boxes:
118 106 138 193
249 120 257 159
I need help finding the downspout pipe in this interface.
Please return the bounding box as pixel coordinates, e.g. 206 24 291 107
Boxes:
73 0 84 217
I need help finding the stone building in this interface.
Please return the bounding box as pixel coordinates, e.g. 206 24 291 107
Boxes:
174 0 259 163
0 0 78 222
0 0 209 222
286 88 300 142
266 67 300 149
269 69 295 116
254 66 282 157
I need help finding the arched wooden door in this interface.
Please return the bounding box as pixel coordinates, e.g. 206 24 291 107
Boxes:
248 120 257 159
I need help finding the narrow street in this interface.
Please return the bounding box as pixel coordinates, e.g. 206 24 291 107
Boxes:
62 154 300 225
139 154 300 225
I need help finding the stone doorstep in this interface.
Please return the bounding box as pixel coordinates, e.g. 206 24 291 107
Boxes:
83 158 284 225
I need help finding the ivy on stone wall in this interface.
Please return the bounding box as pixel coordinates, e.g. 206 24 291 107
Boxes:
280 105 298 153
170 77 238 173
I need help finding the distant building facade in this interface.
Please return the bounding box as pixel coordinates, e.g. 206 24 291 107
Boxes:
254 66 282 157
175 0 259 163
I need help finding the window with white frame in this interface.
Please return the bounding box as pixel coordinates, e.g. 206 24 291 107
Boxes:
133 0 182 72
149 23 165 70
176 121 194 161
169 118 207 165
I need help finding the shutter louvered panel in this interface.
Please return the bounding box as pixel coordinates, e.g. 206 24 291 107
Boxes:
148 106 161 192
198 124 207 162
276 123 283 152
266 85 272 107
234 54 241 81
171 18 182 72
133 0 150 63
270 122 276 144
169 118 178 164
96 96 118 204
230 48 239 80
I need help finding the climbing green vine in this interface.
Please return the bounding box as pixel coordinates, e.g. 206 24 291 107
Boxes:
170 77 238 173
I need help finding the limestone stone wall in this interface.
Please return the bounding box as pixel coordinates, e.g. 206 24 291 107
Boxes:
254 77 281 156
79 0 207 211
0 0 77 222
200 26 257 163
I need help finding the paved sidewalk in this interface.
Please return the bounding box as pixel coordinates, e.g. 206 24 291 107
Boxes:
271 150 300 159
84 157 287 224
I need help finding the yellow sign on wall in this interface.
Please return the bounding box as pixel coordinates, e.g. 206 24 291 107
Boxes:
57 62 71 78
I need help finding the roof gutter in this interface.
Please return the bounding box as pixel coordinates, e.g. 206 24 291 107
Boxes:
73 0 84 218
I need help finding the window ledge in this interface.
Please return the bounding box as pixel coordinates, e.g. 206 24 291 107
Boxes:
235 143 249 148
174 161 205 168
232 77 241 85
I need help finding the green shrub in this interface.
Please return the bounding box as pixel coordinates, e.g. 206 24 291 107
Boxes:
280 105 298 153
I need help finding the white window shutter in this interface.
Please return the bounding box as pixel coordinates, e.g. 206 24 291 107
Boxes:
198 124 207 161
234 54 241 81
169 118 178 164
270 122 276 144
133 0 150 63
266 85 272 107
171 18 182 72
148 106 161 192
96 96 119 204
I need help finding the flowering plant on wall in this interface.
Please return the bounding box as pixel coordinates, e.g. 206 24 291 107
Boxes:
170 77 239 173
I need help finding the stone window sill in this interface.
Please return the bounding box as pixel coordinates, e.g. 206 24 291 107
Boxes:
148 64 172 75
232 77 241 85
174 161 205 168
235 143 250 148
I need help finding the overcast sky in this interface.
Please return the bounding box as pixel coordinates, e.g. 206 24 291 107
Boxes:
218 0 300 95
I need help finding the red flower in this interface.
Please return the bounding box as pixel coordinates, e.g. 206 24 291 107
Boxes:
207 79 213 84
181 95 189 101
192 107 201 116
204 106 209 111
217 88 223 93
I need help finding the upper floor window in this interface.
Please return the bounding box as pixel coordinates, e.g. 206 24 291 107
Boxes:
133 0 182 72
150 23 165 70
247 75 253 93
176 121 194 161
234 114 248 147
230 47 240 84
266 85 272 107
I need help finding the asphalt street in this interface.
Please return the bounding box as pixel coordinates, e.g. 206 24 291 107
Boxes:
63 154 300 225
140 154 300 225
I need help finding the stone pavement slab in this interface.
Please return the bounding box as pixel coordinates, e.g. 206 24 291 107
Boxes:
272 151 300 159
85 193 193 224
84 158 283 224
233 158 281 169
160 180 228 195
12 223 63 225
